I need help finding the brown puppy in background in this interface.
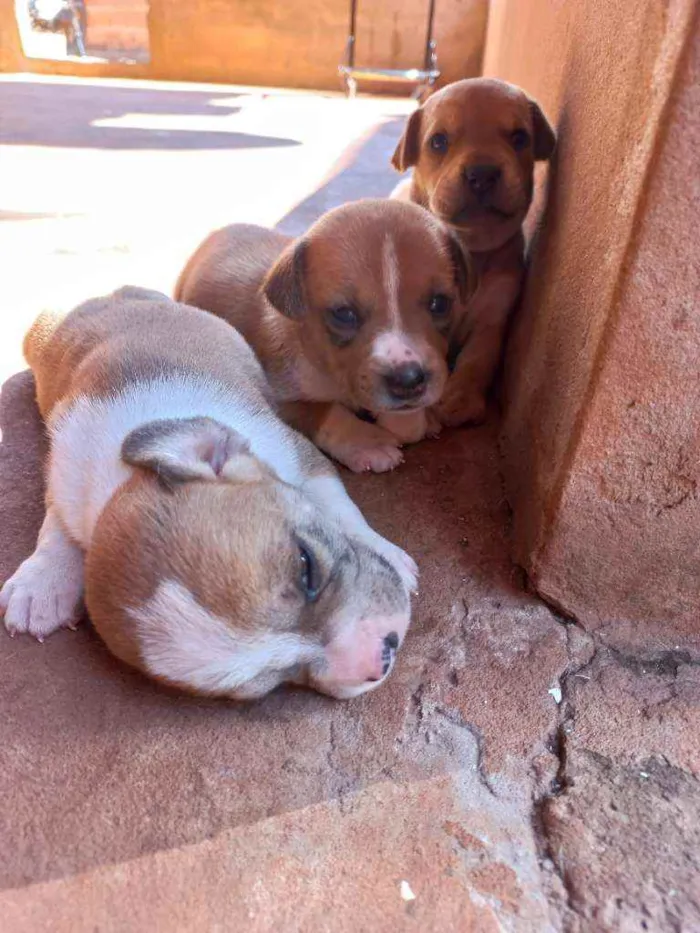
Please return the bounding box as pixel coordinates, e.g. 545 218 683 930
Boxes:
391 78 556 426
176 199 473 473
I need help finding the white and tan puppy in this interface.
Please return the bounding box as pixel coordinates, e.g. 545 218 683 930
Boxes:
175 199 473 473
0 287 417 701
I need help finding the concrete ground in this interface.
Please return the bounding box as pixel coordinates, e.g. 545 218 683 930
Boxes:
0 75 698 932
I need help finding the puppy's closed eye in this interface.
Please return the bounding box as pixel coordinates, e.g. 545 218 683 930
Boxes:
298 544 321 602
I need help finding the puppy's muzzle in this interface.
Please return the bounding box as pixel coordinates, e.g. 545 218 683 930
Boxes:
383 362 430 404
307 623 405 699
464 163 502 201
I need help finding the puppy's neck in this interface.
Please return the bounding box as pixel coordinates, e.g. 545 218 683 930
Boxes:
408 174 431 212
462 228 525 272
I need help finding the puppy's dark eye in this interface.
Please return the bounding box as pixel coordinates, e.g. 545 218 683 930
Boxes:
429 294 452 318
328 306 360 330
299 545 320 602
429 132 449 154
510 129 531 151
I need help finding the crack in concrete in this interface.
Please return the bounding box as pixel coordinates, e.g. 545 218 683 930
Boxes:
433 704 497 797
528 630 700 929
608 645 700 677
526 630 600 927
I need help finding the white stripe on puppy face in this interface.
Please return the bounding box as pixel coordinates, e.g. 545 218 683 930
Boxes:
129 580 315 695
381 234 401 329
371 234 423 367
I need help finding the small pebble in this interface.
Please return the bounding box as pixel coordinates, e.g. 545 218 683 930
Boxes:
548 685 562 704
400 880 416 902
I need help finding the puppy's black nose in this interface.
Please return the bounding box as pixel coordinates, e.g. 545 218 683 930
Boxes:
384 363 427 400
465 164 502 196
381 631 400 677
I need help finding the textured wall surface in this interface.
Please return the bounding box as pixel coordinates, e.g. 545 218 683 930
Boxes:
485 0 700 646
0 0 488 90
86 0 150 53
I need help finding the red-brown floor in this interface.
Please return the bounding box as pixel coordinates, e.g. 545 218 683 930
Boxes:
0 76 697 932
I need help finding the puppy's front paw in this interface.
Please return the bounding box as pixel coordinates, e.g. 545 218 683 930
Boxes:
318 413 405 474
435 387 487 428
0 552 84 641
342 443 404 474
376 409 428 445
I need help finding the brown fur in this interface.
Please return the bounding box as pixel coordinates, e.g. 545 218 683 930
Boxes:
391 78 555 426
175 199 475 472
14 287 412 700
24 287 270 420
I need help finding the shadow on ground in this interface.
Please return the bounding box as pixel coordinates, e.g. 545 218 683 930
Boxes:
276 118 405 236
0 81 300 150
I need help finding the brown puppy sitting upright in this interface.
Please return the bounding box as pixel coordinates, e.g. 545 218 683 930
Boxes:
391 78 556 426
175 199 473 473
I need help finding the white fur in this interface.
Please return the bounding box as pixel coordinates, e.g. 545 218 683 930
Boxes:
130 580 317 693
48 375 306 549
382 234 402 328
0 507 84 639
301 474 418 593
371 330 422 368
373 234 425 368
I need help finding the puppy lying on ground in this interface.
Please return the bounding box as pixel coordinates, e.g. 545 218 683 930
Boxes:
175 199 473 473
0 287 416 701
392 78 556 426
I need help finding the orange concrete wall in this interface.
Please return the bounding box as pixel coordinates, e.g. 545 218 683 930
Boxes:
0 2 22 70
485 0 700 645
1 0 488 90
86 0 149 53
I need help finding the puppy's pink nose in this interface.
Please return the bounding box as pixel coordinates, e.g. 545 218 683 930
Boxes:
309 623 405 698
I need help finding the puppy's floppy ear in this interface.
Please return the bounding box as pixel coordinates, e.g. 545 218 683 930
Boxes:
444 231 475 305
122 417 266 488
529 99 556 161
262 239 308 319
391 108 422 172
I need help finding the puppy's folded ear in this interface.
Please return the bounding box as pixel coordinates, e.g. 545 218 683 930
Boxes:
122 417 266 487
262 239 308 319
444 231 476 305
529 99 556 161
391 108 422 172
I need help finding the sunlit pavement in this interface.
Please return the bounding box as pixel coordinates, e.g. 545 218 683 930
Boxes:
0 74 413 378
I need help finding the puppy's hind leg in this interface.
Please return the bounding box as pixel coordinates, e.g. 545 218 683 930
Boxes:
0 507 85 641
